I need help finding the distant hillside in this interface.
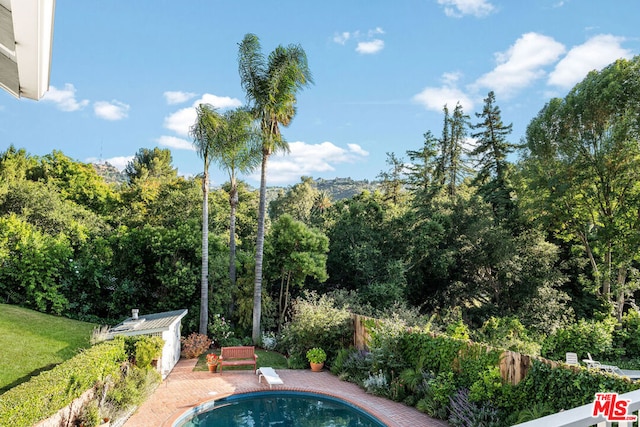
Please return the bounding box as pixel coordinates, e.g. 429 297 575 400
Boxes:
266 177 379 203
92 162 127 184
314 177 379 200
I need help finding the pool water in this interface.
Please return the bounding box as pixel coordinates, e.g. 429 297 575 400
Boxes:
176 391 386 427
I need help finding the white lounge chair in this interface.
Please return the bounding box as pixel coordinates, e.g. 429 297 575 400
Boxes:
256 367 284 388
565 352 579 366
583 353 616 372
583 353 640 380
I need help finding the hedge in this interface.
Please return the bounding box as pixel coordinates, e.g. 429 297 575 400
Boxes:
0 339 126 427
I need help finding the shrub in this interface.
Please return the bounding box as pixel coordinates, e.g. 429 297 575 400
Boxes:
368 315 412 374
279 292 353 363
77 400 101 427
180 333 211 358
419 371 457 419
105 366 161 410
473 316 541 356
613 310 640 359
363 370 388 396
448 388 501 427
0 339 126 427
133 336 164 368
330 348 373 384
261 331 277 350
541 317 616 361
208 313 234 347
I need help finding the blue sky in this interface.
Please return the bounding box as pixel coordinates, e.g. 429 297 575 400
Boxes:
2 0 639 186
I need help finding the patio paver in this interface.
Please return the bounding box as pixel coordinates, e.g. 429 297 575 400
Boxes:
123 358 449 427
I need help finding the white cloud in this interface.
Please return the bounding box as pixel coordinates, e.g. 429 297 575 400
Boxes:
196 94 243 109
347 143 369 157
164 107 196 137
548 34 632 89
164 90 197 105
94 100 130 121
333 32 351 45
356 39 385 54
86 156 133 171
474 32 566 98
41 83 89 112
163 93 242 137
156 135 196 151
413 72 474 112
437 0 495 18
262 141 369 184
334 28 386 54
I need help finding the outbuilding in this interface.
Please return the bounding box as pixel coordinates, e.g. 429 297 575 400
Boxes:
107 308 188 379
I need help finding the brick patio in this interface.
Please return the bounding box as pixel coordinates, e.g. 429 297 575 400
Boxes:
123 358 449 427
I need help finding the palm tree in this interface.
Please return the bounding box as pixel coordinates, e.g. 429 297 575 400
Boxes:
190 104 261 334
238 33 313 343
189 104 224 335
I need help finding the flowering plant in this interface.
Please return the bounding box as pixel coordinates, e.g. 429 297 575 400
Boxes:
208 313 234 347
206 353 219 365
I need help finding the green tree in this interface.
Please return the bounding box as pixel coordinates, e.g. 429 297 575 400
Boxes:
405 130 441 197
522 56 640 320
0 214 72 314
31 150 119 216
269 176 319 225
119 148 181 227
264 214 328 330
238 32 313 343
470 91 517 222
377 152 407 205
0 146 38 183
436 103 471 199
124 147 178 183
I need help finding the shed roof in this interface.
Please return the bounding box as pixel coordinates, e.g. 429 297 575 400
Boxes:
108 309 188 337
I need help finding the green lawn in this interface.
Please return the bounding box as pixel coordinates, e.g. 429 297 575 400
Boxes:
194 348 289 371
0 304 96 393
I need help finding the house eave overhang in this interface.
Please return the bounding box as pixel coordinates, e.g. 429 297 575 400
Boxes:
0 0 55 100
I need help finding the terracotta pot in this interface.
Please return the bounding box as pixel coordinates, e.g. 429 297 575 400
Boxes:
207 363 218 373
310 362 324 372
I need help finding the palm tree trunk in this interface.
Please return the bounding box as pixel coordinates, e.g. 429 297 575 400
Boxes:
199 171 209 335
228 183 238 319
252 153 269 344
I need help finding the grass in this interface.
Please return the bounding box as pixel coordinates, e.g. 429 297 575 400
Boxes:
0 304 96 393
194 348 289 371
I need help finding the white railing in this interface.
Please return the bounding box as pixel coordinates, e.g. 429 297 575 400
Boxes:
512 388 640 427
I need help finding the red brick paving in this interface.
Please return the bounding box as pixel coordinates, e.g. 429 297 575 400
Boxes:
123 358 449 427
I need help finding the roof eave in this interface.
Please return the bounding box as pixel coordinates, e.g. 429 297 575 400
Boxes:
4 0 55 100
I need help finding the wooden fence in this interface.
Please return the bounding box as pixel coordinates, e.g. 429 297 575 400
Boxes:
351 313 560 386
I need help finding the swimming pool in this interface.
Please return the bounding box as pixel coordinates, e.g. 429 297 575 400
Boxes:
173 391 387 427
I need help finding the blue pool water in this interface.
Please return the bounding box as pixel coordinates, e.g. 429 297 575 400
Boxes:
175 391 386 427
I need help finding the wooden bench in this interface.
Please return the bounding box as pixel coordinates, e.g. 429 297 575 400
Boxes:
219 346 258 372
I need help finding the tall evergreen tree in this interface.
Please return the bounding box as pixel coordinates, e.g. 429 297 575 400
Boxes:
436 103 471 199
470 91 517 221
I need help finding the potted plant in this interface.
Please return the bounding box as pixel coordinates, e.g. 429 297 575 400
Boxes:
306 347 327 372
206 353 219 373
